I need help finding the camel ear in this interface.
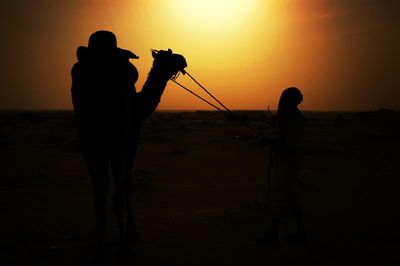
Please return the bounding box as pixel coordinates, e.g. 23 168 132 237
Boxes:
151 49 158 59
168 49 172 54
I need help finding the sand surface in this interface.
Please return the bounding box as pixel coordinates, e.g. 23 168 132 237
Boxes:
0 110 399 266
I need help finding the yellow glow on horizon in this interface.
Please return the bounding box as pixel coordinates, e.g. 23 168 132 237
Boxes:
2 0 398 111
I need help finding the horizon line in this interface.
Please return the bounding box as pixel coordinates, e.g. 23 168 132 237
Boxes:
0 108 398 113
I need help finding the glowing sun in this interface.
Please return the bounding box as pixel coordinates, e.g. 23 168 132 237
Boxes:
170 0 260 32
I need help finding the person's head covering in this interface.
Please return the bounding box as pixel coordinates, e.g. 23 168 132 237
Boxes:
277 87 303 117
88 30 118 51
77 30 139 60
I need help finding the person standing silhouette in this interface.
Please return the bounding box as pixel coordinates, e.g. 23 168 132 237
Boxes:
71 30 139 258
258 87 307 243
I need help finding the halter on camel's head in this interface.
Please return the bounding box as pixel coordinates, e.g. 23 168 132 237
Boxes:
151 49 187 79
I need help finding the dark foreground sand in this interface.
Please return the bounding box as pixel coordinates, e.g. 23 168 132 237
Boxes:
0 110 399 266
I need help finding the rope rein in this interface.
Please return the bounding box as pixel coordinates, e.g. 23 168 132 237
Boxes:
170 79 225 112
171 71 266 139
184 72 234 115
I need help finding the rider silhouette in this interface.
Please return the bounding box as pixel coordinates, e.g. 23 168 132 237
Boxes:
71 30 140 256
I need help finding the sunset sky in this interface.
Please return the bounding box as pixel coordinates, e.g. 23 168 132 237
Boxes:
0 0 399 111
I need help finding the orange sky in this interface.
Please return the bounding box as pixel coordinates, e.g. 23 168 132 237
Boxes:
0 0 399 111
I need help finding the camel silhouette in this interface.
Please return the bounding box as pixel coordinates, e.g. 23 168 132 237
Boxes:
71 31 186 259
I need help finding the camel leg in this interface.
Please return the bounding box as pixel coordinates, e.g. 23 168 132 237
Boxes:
125 129 141 244
84 148 110 261
110 156 133 254
124 154 139 244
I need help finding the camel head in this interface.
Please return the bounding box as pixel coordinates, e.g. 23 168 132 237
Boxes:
151 49 187 79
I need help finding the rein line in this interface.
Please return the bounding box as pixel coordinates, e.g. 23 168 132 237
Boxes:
171 70 266 139
170 79 225 112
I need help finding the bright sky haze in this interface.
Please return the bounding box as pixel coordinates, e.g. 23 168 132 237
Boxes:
0 0 399 111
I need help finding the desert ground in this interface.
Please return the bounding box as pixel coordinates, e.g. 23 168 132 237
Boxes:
0 109 399 266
